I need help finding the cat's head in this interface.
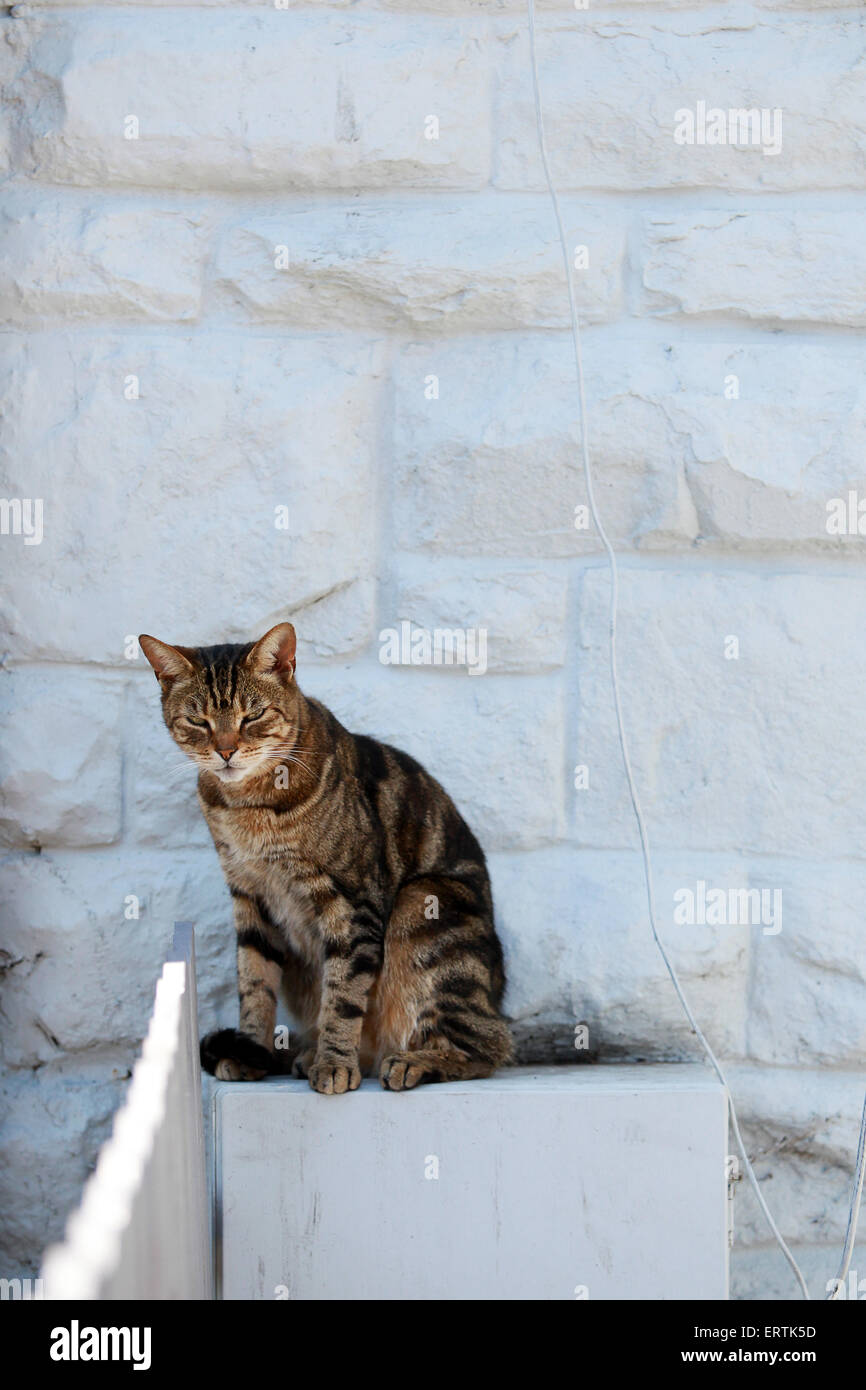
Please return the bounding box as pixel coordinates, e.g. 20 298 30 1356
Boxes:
139 623 300 786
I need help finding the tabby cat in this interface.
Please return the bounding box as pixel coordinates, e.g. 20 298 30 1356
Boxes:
139 623 512 1093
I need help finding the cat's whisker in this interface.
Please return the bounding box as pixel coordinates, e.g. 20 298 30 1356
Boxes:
263 753 315 776
268 741 324 757
164 765 196 781
263 746 319 763
264 750 318 761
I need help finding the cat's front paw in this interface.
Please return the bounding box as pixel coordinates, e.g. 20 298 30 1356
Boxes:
200 1028 276 1081
307 1053 362 1096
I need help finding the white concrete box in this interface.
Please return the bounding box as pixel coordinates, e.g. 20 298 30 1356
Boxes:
214 1064 729 1301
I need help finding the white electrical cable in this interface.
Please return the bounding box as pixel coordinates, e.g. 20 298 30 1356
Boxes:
523 0 852 1302
827 1089 866 1299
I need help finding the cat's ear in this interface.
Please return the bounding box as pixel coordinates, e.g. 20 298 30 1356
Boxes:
139 635 198 686
246 622 296 682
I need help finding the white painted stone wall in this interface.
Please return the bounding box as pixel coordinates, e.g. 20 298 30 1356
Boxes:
1 0 865 1300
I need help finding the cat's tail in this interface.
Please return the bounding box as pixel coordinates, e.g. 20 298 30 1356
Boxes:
200 1027 295 1078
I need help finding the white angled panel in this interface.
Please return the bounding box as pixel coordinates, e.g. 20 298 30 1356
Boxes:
41 924 212 1301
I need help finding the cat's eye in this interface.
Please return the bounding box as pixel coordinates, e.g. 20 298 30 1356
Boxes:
186 716 210 729
241 709 269 726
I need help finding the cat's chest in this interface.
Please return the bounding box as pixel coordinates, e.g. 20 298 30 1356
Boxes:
206 804 321 942
205 798 298 857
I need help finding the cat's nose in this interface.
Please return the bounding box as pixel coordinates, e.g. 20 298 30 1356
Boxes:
217 747 236 762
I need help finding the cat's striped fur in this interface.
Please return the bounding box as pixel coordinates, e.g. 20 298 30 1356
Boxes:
139 623 512 1092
